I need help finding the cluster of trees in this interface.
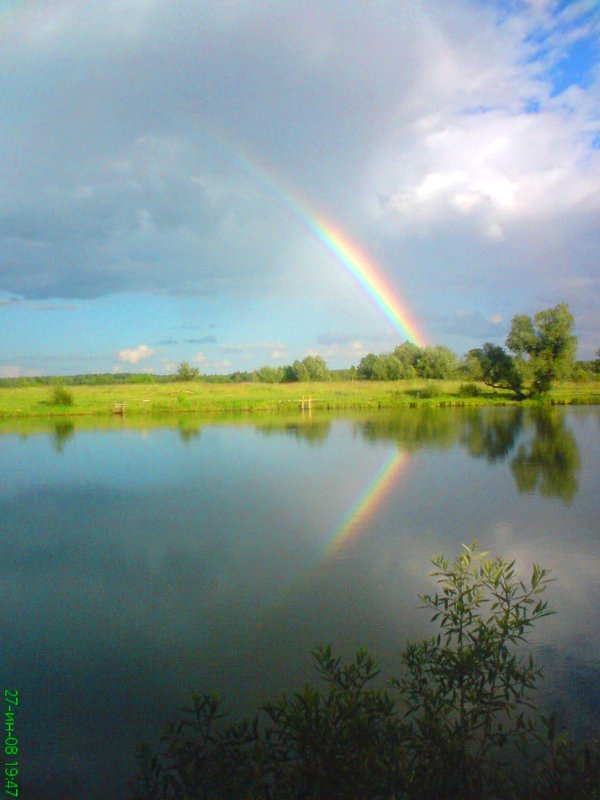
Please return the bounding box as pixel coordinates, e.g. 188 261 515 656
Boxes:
175 345 478 385
176 355 331 384
466 303 578 398
186 303 587 397
356 343 459 380
217 303 584 398
236 302 587 398
129 545 599 800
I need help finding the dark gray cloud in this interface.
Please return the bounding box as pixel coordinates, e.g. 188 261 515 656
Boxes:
0 1 418 301
0 0 598 357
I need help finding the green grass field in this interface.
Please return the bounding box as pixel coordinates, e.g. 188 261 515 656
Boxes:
0 379 599 420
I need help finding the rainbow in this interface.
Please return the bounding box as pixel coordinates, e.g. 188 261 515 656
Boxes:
327 449 409 554
0 7 425 344
306 217 425 345
218 137 427 346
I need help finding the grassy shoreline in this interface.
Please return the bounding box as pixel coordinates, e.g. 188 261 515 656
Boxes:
0 379 599 419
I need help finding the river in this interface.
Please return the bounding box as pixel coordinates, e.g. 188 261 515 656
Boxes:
1 406 598 799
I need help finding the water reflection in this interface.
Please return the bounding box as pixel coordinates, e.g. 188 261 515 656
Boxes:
49 419 76 452
355 406 459 451
0 406 596 800
510 409 580 502
354 407 580 502
255 417 333 444
461 408 523 462
177 420 202 444
38 407 582 502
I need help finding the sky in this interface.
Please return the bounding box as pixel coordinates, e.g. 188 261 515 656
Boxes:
0 0 599 376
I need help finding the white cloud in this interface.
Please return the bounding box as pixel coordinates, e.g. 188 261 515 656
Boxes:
375 106 599 236
116 344 155 364
369 1 600 241
193 352 206 363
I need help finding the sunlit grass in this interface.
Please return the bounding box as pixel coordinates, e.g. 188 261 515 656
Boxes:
0 379 598 419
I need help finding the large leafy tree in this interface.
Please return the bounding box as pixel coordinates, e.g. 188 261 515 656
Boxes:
469 304 576 398
506 302 576 395
466 343 525 398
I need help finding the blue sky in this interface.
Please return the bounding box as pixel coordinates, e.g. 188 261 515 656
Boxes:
0 0 598 376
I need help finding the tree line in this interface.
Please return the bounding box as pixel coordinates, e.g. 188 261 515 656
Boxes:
2 303 598 397
179 302 595 399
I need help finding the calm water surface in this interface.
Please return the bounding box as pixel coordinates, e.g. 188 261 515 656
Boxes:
1 406 599 799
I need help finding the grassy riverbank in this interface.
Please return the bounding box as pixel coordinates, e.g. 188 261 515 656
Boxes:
1 378 599 419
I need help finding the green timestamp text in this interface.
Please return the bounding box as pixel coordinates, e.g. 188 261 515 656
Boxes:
4 690 19 798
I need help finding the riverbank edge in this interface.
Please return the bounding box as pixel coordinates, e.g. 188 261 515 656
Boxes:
1 379 599 419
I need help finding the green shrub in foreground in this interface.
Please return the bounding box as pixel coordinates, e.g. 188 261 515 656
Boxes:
129 545 599 800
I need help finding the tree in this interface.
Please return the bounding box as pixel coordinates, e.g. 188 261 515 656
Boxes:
282 355 329 382
372 354 403 380
301 355 329 381
467 343 525 398
393 341 422 367
414 345 459 379
176 361 199 381
506 303 577 396
392 341 422 378
357 353 378 380
255 365 284 383
357 343 461 382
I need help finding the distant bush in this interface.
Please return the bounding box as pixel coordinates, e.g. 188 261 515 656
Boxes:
458 381 482 397
176 362 200 381
50 385 74 406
